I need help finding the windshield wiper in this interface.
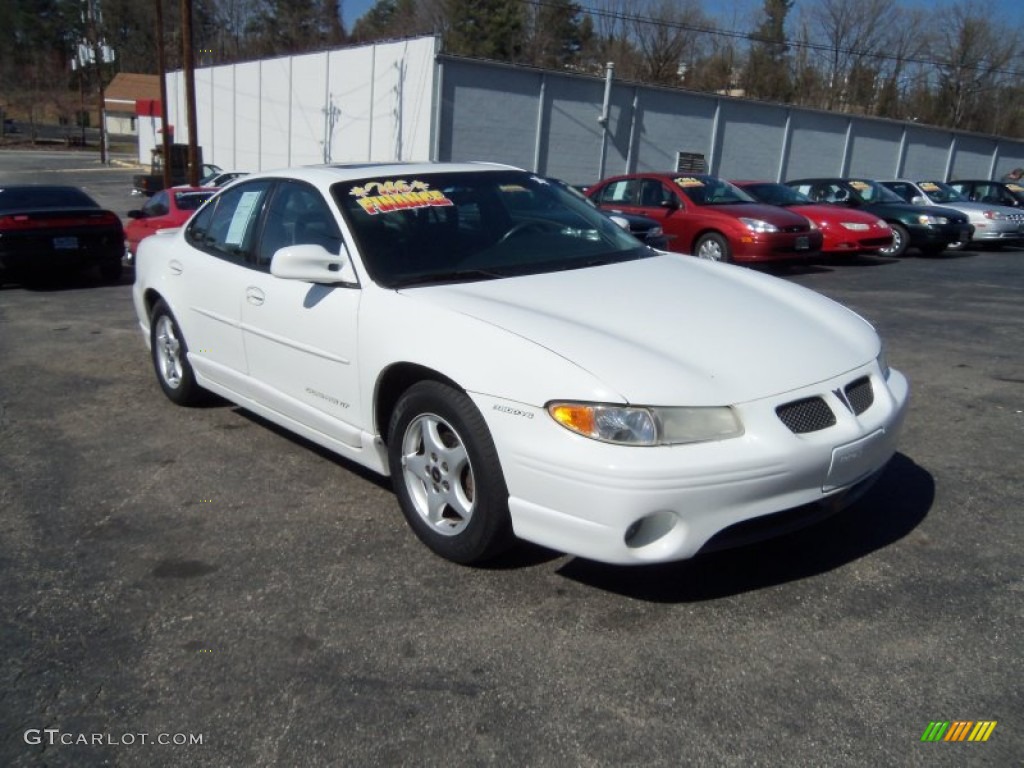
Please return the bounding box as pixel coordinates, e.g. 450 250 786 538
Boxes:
392 268 508 288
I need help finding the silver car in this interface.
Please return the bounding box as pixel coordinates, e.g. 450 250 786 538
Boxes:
881 179 1024 249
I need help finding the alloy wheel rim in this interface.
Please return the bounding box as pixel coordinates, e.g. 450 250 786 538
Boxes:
400 413 475 536
697 240 723 260
155 316 183 388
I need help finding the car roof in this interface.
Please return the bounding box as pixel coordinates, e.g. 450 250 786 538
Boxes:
242 161 522 186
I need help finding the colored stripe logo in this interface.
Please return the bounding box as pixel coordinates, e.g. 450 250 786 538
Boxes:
921 721 997 742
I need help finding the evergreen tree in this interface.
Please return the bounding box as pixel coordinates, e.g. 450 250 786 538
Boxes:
444 0 526 62
741 0 793 102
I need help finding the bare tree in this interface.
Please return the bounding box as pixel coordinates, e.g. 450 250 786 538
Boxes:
930 1 1019 131
631 0 711 86
806 0 895 111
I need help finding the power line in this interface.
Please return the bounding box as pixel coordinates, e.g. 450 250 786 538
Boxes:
526 0 1024 81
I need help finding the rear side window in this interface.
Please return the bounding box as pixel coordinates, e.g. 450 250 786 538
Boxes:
186 180 272 265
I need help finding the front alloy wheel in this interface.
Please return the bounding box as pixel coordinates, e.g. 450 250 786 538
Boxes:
694 233 732 263
388 381 514 564
879 223 909 257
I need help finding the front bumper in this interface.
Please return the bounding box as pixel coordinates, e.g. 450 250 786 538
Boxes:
732 230 825 262
476 361 909 565
907 221 972 247
969 220 1024 243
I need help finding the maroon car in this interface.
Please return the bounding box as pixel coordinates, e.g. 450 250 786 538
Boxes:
587 173 822 263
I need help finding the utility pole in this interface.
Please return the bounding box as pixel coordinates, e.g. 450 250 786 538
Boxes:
86 0 108 163
155 0 172 190
181 0 200 185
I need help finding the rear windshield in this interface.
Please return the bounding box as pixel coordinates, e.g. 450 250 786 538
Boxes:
0 186 98 212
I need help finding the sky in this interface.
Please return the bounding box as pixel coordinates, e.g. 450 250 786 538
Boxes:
340 0 1024 34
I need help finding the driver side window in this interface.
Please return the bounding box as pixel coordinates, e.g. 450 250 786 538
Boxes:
256 181 343 269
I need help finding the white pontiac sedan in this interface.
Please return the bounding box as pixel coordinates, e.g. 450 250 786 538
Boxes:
133 162 909 566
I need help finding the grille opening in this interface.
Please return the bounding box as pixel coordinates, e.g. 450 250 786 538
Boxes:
776 396 836 434
844 376 874 415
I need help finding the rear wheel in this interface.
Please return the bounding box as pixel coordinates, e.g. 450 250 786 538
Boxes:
694 233 732 263
150 300 205 405
879 223 909 257
387 381 514 564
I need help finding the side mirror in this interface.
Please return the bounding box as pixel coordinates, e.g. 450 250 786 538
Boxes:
660 198 680 210
271 243 357 285
607 215 631 231
911 196 928 206
127 210 144 219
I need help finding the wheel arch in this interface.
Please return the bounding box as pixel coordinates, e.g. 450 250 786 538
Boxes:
142 287 167 321
374 362 463 445
690 227 728 252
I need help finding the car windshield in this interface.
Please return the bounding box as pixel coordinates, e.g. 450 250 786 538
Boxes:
332 171 649 288
917 181 967 203
673 176 755 205
0 186 98 212
739 183 811 206
1005 182 1024 202
174 191 214 210
847 179 904 204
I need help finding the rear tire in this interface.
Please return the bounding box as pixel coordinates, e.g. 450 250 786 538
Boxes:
150 299 205 406
387 381 515 565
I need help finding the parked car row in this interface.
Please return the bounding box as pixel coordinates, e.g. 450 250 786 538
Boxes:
581 172 1024 262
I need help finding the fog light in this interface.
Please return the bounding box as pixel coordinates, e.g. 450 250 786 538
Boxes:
623 511 679 549
624 520 643 544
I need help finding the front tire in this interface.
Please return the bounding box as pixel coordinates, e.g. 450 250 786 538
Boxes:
879 223 909 256
694 232 732 263
387 381 514 564
150 299 205 406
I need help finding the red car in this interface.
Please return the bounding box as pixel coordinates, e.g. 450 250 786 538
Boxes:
124 186 214 261
733 181 893 256
586 173 822 263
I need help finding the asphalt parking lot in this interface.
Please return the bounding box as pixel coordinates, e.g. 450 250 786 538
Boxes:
1 151 1021 767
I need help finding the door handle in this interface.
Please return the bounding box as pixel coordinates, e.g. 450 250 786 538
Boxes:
168 259 183 275
246 286 265 306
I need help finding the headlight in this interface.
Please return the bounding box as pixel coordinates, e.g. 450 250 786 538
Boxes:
877 342 890 380
918 214 948 225
739 217 779 234
982 210 1005 220
841 222 870 231
805 217 820 230
547 402 743 446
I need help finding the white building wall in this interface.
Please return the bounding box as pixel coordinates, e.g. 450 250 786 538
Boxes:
156 37 439 172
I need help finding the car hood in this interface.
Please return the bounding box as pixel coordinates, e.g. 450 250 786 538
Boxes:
863 201 965 222
788 204 883 224
401 255 878 405
699 202 811 226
